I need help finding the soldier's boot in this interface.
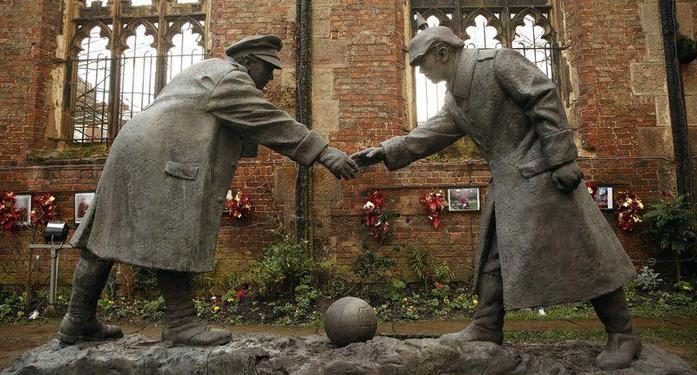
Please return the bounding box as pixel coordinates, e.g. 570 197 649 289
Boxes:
158 270 232 346
440 272 504 345
591 288 642 370
58 250 123 344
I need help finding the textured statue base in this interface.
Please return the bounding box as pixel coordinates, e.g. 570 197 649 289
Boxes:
4 334 695 375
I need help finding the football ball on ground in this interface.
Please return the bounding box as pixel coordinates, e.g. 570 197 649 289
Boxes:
324 296 378 347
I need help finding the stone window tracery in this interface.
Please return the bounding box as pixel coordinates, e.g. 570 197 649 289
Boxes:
66 0 207 143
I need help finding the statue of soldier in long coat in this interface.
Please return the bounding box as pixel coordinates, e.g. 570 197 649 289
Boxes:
352 26 641 370
59 35 358 347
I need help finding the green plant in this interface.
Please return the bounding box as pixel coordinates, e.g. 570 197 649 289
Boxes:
193 271 220 297
634 266 663 291
351 248 396 283
241 240 318 299
0 290 26 321
450 288 477 312
327 274 356 298
675 280 694 292
643 194 697 280
409 248 454 288
350 247 397 304
293 284 320 320
387 279 407 301
132 266 158 293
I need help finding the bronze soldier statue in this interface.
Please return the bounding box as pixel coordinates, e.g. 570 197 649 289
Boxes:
352 26 641 370
59 35 358 347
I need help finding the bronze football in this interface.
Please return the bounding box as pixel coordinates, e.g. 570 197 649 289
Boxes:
324 296 378 347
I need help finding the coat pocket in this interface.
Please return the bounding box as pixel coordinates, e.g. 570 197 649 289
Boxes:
165 161 200 180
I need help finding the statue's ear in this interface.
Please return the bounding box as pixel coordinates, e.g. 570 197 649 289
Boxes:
236 54 251 67
436 46 450 63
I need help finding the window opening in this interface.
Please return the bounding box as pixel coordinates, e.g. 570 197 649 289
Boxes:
67 0 207 142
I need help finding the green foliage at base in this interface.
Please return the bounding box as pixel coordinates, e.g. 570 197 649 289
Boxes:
236 240 320 299
409 248 454 288
2 237 697 329
643 195 697 257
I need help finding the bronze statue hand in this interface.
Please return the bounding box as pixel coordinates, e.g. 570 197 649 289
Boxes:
350 147 385 171
317 146 359 180
551 161 583 193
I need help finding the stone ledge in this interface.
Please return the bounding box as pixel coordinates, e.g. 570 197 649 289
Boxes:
3 334 695 375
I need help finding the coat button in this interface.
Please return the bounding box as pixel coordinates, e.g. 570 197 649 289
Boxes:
217 197 224 203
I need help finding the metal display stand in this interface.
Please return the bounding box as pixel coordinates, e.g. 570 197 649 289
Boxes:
28 243 74 314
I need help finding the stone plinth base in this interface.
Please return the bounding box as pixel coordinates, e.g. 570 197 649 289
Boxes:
3 334 695 375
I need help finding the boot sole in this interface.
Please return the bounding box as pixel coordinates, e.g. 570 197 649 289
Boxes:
58 331 124 344
166 336 232 347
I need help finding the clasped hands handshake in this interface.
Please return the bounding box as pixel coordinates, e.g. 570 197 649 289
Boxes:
319 145 582 194
315 146 385 180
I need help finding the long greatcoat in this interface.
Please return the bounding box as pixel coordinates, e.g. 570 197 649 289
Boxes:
382 48 636 309
70 58 327 272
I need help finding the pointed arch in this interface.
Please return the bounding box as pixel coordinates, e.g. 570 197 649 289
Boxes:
510 7 556 45
461 8 505 49
417 8 455 33
70 21 112 56
164 16 206 50
120 19 159 53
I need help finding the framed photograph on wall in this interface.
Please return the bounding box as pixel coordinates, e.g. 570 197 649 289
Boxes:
74 192 95 224
14 194 31 225
594 187 614 210
447 188 480 212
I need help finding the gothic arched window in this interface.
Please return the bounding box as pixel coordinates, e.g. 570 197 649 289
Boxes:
67 0 207 143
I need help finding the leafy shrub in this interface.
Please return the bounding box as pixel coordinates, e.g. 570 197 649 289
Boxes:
675 280 694 292
387 279 406 302
293 284 320 320
351 248 396 283
0 290 26 320
635 266 663 291
643 194 697 279
98 296 165 321
409 248 454 288
326 274 356 299
240 240 318 299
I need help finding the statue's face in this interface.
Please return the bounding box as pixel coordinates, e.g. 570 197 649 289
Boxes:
416 47 450 84
245 56 276 90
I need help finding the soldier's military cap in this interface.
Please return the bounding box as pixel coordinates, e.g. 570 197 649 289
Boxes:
226 35 283 69
408 26 465 66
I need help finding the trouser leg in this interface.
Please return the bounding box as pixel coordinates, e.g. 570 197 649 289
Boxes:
58 250 123 343
591 287 642 370
441 226 505 344
157 269 231 346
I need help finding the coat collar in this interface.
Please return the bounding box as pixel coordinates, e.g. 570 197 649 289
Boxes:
226 56 248 72
448 48 478 101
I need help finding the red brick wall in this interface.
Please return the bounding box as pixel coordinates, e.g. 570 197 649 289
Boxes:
564 0 656 156
207 0 301 280
560 0 672 263
0 0 61 167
